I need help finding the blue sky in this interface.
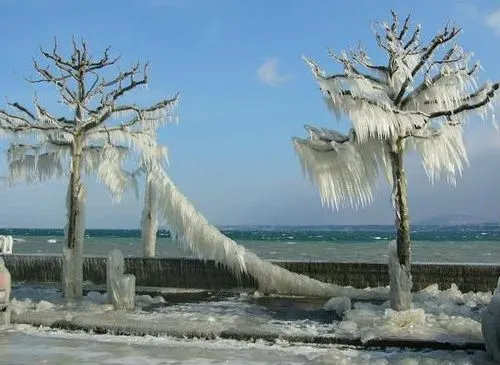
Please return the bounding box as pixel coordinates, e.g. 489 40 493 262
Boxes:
0 0 499 228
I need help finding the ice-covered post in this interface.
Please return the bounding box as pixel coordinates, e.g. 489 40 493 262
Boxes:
0 258 11 326
107 249 135 310
482 278 500 362
115 275 136 310
293 11 499 310
0 236 13 254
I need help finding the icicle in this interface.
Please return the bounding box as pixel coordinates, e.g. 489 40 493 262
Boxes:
293 131 391 210
411 124 468 184
153 168 386 299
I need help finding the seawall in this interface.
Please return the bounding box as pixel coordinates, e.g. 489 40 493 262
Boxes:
2 254 499 292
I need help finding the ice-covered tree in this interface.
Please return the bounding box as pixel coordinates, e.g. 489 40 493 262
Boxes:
141 167 160 257
293 12 499 310
0 41 377 301
0 40 177 299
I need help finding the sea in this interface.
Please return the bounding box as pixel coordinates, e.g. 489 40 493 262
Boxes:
1 224 499 264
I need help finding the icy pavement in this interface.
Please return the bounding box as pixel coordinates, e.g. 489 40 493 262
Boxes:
8 283 491 345
1 283 497 363
0 326 495 365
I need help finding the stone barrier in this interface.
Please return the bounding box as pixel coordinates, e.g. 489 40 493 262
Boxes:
2 254 500 292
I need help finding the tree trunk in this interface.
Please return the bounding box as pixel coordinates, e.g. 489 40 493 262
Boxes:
141 175 158 257
388 139 413 311
63 137 86 299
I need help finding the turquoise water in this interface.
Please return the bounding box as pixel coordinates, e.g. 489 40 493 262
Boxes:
1 224 499 263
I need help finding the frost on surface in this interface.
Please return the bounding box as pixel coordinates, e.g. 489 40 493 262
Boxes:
388 241 412 311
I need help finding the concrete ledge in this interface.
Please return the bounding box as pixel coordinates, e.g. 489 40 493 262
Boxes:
3 254 500 292
11 311 485 351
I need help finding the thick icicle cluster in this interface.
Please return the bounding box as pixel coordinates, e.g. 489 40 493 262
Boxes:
304 57 428 142
293 126 389 208
151 168 385 299
410 124 468 184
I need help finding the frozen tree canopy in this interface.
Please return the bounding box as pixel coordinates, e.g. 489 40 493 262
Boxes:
294 12 499 208
0 42 177 192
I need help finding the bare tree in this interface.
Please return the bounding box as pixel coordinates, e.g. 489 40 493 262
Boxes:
0 40 177 299
294 12 499 310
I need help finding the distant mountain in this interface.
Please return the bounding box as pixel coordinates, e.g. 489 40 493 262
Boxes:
415 214 498 226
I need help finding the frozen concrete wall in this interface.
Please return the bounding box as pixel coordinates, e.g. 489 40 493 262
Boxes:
2 254 499 292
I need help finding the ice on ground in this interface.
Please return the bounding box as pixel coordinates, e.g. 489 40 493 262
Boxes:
1 326 495 364
323 296 351 315
9 282 493 345
334 283 489 343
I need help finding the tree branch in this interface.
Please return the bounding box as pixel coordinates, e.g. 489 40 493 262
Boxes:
394 25 462 105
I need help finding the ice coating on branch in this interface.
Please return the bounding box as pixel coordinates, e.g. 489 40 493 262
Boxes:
304 57 428 142
152 168 386 299
295 14 498 211
298 14 498 163
293 127 391 209
388 241 413 311
410 124 468 184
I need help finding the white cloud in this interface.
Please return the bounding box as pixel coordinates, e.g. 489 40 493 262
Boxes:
257 58 290 86
485 9 500 35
